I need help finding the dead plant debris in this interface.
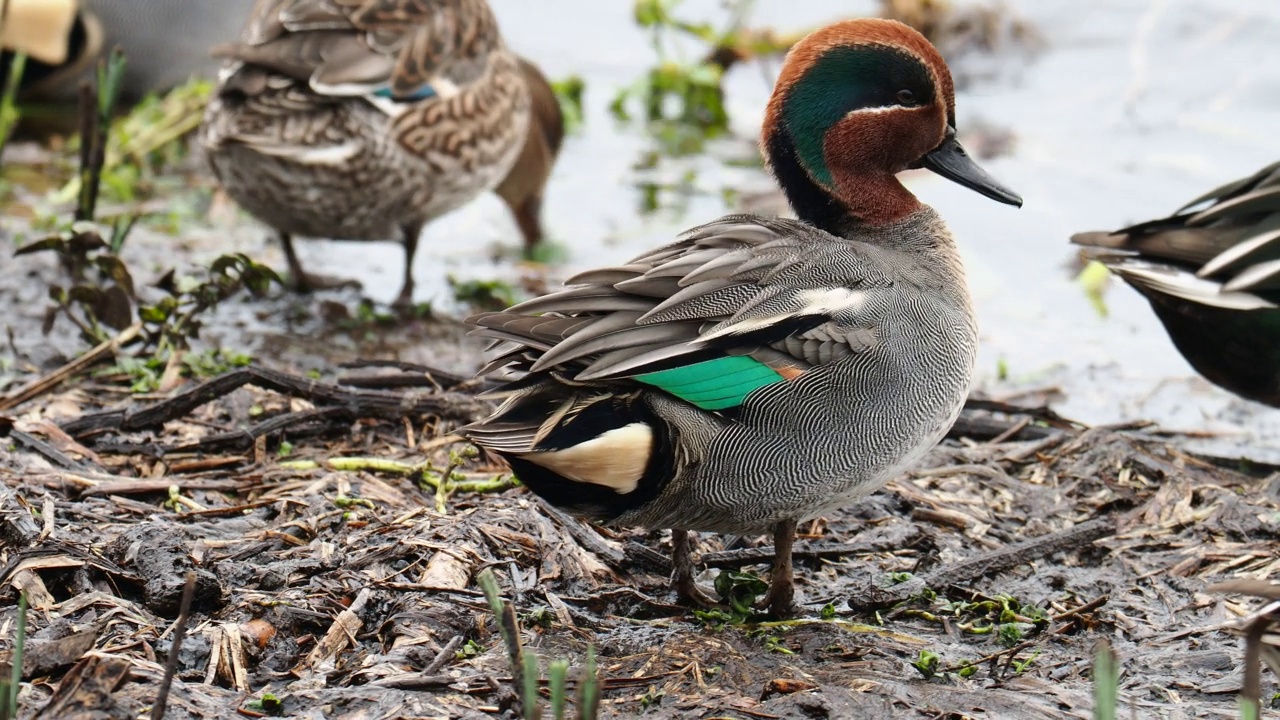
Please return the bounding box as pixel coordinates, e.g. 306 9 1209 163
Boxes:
0 363 1275 719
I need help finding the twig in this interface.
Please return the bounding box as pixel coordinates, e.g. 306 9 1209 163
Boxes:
948 409 1061 443
75 80 94 222
701 530 925 570
324 457 515 494
476 569 527 718
303 588 372 670
58 365 489 440
5 593 26 720
961 397 1075 425
543 505 627 568
424 635 464 675
337 359 490 392
987 417 1031 445
939 639 1034 674
0 322 141 411
76 49 126 223
848 517 1116 610
151 571 196 720
159 407 346 456
1052 595 1109 624
7 430 96 473
1209 580 1280 601
76 476 251 498
924 517 1114 587
371 673 465 689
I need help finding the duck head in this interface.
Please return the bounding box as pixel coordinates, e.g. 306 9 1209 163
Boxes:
763 18 1021 230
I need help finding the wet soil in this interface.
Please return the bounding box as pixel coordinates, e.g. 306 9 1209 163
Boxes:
1 1 1279 719
0 373 1277 719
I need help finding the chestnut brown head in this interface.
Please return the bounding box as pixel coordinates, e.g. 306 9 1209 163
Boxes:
762 19 1020 227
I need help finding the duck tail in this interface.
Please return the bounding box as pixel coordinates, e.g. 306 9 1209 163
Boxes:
461 380 674 522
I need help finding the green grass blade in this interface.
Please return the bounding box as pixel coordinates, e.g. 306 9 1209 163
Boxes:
547 659 569 720
1092 642 1118 720
522 652 541 720
6 593 28 720
0 51 27 167
576 646 599 720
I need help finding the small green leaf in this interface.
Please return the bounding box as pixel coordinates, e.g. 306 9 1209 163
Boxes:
911 649 940 679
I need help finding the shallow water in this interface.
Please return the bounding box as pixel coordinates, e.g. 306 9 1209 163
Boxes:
387 0 1278 461
8 0 1280 462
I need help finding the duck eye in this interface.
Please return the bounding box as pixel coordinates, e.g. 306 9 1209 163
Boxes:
896 89 917 106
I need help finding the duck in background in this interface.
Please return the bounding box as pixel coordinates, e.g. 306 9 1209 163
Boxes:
200 0 562 307
2 0 257 101
462 18 1021 616
1072 162 1280 408
493 56 564 254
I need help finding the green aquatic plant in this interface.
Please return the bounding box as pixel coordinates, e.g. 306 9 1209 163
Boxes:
1077 260 1112 319
76 49 129 222
911 649 940 679
243 691 284 716
476 569 601 720
0 593 27 720
612 0 733 156
0 51 27 168
1092 641 1118 720
551 75 586 135
57 73 214 207
448 275 522 311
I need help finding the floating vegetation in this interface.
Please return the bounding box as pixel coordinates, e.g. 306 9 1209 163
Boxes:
10 50 276 391
477 569 601 720
551 75 587 135
448 275 524 312
1077 259 1113 318
612 0 793 157
0 52 27 167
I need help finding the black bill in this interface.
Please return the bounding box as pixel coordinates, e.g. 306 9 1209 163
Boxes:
920 127 1023 207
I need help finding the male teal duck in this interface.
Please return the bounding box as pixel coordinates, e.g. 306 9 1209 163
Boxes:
1072 162 1280 407
199 0 536 307
462 18 1021 616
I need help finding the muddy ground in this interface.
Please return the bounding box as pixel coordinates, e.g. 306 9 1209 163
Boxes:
1 2 1279 718
0 311 1278 719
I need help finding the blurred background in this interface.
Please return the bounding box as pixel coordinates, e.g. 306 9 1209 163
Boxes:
2 0 1278 460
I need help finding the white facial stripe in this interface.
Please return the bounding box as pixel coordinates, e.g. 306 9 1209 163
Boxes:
844 105 902 117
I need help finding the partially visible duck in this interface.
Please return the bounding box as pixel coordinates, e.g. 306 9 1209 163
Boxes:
462 18 1021 616
200 0 535 307
1072 162 1280 407
3 0 258 102
494 57 564 253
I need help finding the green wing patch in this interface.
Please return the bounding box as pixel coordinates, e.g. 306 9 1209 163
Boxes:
635 356 784 410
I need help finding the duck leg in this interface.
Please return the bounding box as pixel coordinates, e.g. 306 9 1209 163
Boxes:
757 519 799 617
510 194 545 258
394 220 425 309
671 529 715 607
279 232 360 293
